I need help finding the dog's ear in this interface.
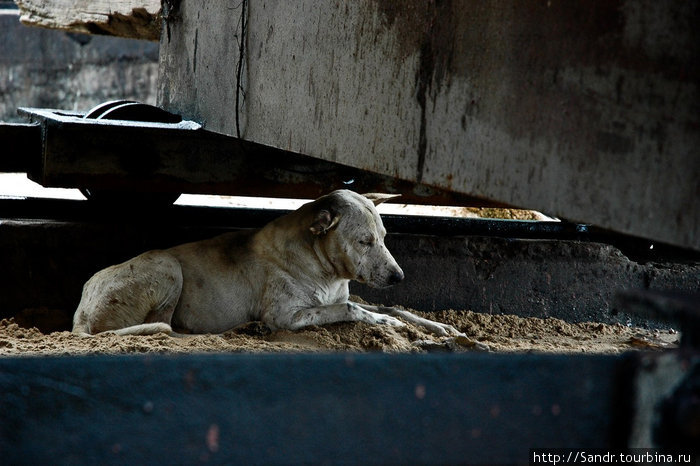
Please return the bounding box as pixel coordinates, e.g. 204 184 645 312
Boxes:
310 209 340 235
362 193 401 206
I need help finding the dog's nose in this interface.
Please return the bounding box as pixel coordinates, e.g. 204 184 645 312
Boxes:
388 269 404 285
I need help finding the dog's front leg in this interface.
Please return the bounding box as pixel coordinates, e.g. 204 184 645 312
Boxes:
278 303 406 331
355 303 463 337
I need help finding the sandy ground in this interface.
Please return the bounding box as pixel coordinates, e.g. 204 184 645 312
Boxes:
0 301 679 357
0 176 668 356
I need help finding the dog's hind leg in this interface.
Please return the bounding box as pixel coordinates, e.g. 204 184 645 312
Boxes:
72 251 183 335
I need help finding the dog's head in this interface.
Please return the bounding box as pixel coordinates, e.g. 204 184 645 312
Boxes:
308 190 404 288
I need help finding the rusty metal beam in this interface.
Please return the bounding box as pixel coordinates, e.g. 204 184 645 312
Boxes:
16 107 500 206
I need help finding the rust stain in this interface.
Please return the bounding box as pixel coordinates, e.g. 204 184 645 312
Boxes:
371 0 456 182
206 424 220 453
367 0 696 158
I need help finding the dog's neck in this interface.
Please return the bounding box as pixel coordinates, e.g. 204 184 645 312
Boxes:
255 212 348 286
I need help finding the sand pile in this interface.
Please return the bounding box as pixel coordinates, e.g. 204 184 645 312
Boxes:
0 305 678 357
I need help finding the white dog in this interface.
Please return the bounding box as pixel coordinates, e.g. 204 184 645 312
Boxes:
72 190 462 337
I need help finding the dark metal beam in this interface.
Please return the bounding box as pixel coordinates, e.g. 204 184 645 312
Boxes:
12 108 500 207
0 122 40 172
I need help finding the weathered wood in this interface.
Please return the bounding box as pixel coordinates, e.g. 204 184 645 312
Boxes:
15 0 161 40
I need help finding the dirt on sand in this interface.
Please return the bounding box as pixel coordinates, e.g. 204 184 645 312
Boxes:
0 301 679 357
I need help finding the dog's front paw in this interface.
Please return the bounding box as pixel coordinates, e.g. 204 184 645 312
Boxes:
377 315 406 327
424 321 462 337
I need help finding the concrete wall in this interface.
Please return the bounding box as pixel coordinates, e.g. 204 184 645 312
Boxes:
2 209 697 332
159 1 699 250
0 6 158 123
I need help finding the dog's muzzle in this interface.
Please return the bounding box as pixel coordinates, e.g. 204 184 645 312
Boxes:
387 269 404 285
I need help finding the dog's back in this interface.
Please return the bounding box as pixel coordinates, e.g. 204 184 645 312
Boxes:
167 230 265 333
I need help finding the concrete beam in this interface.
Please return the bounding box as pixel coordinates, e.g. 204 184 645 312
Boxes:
158 1 700 250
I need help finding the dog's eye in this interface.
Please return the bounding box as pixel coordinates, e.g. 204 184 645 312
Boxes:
359 238 375 247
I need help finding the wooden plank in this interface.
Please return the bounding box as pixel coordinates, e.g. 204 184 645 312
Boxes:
0 353 627 464
14 0 160 40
